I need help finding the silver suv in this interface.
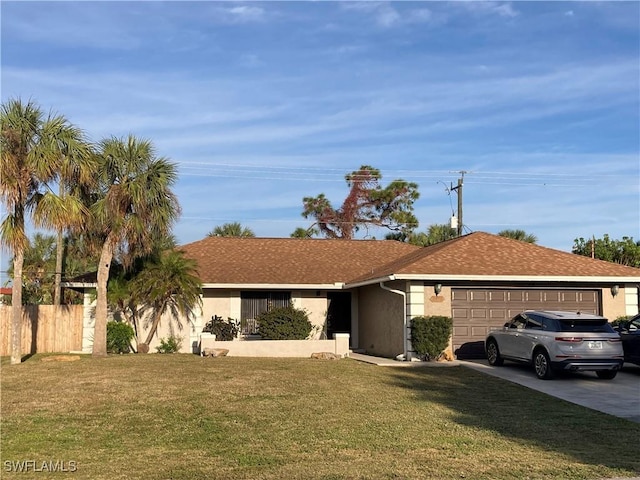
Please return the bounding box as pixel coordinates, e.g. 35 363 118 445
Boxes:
485 311 624 380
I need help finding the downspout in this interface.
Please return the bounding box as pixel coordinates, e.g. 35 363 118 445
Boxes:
379 279 408 361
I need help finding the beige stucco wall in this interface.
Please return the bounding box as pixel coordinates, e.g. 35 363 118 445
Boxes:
297 292 329 339
200 333 350 357
133 309 196 353
202 290 232 322
423 285 452 317
357 282 404 358
602 285 637 320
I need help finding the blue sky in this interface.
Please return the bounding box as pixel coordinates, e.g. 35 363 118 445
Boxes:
1 1 639 278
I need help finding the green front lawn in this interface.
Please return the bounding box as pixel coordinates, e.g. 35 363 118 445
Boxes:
1 354 638 479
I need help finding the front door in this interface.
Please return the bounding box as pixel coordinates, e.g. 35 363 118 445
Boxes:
327 292 351 342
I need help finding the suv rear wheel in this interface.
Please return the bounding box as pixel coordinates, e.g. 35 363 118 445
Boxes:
533 349 554 380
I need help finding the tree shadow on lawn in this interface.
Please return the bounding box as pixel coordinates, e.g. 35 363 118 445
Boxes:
387 365 640 476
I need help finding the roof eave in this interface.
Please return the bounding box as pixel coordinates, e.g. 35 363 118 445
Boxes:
345 274 640 288
61 281 97 288
201 282 345 290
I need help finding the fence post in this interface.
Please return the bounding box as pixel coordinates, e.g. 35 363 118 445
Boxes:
81 292 96 354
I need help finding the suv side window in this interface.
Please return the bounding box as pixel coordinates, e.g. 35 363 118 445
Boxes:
539 316 558 332
510 314 527 329
525 314 543 330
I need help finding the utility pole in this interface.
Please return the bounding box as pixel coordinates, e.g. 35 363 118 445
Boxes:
450 171 467 236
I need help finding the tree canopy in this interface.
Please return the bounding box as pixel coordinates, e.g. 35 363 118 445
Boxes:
290 226 318 239
1 98 93 363
408 224 458 246
207 222 255 238
109 235 202 352
91 135 180 356
498 229 538 244
301 165 419 240
573 235 640 267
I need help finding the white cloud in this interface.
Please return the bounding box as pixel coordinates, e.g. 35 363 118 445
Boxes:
457 2 519 18
211 4 267 24
226 5 265 21
376 5 402 27
408 9 433 23
340 2 433 28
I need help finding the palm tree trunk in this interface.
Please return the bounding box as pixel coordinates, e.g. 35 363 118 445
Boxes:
53 183 64 306
93 236 114 356
54 228 63 306
10 250 24 365
143 303 166 346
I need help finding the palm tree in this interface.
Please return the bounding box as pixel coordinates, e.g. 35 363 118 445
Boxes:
15 233 56 304
52 127 94 305
0 98 92 364
386 223 457 246
133 248 202 351
290 226 317 239
107 233 181 349
207 222 255 237
91 135 180 356
498 229 538 244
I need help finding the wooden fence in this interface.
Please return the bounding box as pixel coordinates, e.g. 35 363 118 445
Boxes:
0 305 83 356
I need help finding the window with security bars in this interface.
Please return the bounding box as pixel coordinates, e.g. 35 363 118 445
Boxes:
240 291 291 334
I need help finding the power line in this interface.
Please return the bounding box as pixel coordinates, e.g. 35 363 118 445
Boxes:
175 161 632 179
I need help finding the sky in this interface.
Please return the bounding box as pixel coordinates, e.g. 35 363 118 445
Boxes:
1 1 639 282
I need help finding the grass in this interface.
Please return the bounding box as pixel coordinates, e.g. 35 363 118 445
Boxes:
1 354 639 480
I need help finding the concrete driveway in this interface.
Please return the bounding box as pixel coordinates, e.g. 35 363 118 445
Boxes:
461 360 640 423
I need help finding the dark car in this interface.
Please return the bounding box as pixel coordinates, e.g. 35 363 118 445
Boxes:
614 314 640 366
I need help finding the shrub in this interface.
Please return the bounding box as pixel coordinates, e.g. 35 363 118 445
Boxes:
257 305 312 340
106 321 134 354
156 335 182 354
410 315 453 361
202 315 239 341
612 315 631 327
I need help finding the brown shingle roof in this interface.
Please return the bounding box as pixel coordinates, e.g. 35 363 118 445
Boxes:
179 236 420 285
180 232 640 287
350 231 640 282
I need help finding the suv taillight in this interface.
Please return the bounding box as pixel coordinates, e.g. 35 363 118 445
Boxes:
555 337 583 342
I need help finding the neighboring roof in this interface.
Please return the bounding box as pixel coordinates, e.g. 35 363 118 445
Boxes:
61 271 98 289
347 232 640 285
179 236 420 287
0 287 12 295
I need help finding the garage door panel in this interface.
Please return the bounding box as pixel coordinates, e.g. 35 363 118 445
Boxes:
507 291 526 302
452 308 468 319
451 290 468 301
453 326 469 336
560 291 579 302
488 291 506 302
471 326 489 336
452 288 600 359
526 290 544 302
470 291 487 302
